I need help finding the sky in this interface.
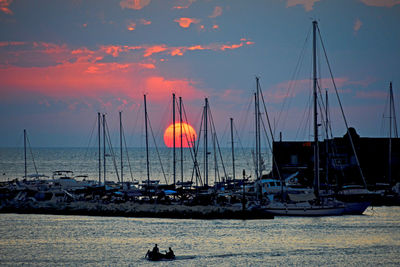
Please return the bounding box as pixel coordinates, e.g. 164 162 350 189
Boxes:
0 0 399 148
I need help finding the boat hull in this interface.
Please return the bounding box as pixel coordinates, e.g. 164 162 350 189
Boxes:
343 201 370 215
263 203 345 216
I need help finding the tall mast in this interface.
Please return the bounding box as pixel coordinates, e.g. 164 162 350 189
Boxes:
24 129 27 179
103 113 106 184
98 113 101 185
256 77 262 177
204 98 208 186
173 93 176 186
313 20 320 198
230 118 236 181
213 132 217 184
180 96 183 185
325 90 329 185
120 111 123 186
254 92 259 180
389 82 393 184
144 94 150 187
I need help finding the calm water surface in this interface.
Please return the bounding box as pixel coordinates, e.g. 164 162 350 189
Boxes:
0 207 399 266
0 147 262 184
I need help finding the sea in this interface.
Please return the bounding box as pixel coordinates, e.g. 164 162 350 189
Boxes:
1 148 400 266
0 208 399 266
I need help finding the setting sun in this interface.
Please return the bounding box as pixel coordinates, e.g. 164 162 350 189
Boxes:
163 122 197 148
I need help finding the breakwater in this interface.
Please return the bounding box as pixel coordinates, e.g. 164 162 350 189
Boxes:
0 201 274 220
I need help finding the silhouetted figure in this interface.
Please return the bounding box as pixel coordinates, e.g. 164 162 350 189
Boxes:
166 247 175 259
152 244 159 254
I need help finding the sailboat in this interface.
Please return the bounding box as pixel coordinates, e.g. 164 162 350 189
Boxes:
262 21 345 216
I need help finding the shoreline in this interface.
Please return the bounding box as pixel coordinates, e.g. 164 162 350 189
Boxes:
0 201 274 220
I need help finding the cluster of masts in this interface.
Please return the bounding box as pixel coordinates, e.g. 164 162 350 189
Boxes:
19 21 398 194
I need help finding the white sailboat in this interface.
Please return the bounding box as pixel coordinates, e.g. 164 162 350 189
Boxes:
262 21 345 216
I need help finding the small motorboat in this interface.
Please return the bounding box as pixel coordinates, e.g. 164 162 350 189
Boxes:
145 249 175 261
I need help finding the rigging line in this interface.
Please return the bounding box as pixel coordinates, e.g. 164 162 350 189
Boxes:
212 133 220 183
238 93 253 132
208 104 228 181
181 100 202 184
233 122 253 172
260 115 283 181
323 90 346 179
122 124 135 182
189 104 204 187
147 117 168 185
236 93 253 148
325 92 336 141
191 107 204 186
277 27 312 132
303 93 313 140
26 134 38 176
317 25 367 188
105 119 120 182
259 84 282 180
295 88 312 140
212 122 226 182
390 85 399 138
259 82 276 142
317 82 328 136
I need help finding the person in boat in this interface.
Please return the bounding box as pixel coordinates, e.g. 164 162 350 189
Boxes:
152 244 159 254
165 247 175 259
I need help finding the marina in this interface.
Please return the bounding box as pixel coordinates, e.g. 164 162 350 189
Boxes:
1 1 400 265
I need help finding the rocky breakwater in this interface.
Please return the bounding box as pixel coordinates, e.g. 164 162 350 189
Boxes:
0 200 274 220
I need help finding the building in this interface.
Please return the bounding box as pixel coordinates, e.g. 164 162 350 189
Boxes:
272 128 400 188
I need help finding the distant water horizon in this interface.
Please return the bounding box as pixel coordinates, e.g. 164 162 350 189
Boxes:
0 147 270 184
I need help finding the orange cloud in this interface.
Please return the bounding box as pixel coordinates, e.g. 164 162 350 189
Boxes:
139 19 151 25
220 43 243 50
139 63 156 69
286 0 320 11
0 0 13 14
359 0 400 7
174 17 200 28
0 62 134 98
143 45 168 57
101 45 124 57
127 21 136 31
0 60 205 104
209 6 222 18
171 48 183 56
120 0 151 10
0 40 251 72
187 45 205 51
144 76 202 101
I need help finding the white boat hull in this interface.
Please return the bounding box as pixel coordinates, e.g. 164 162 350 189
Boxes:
263 202 345 216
